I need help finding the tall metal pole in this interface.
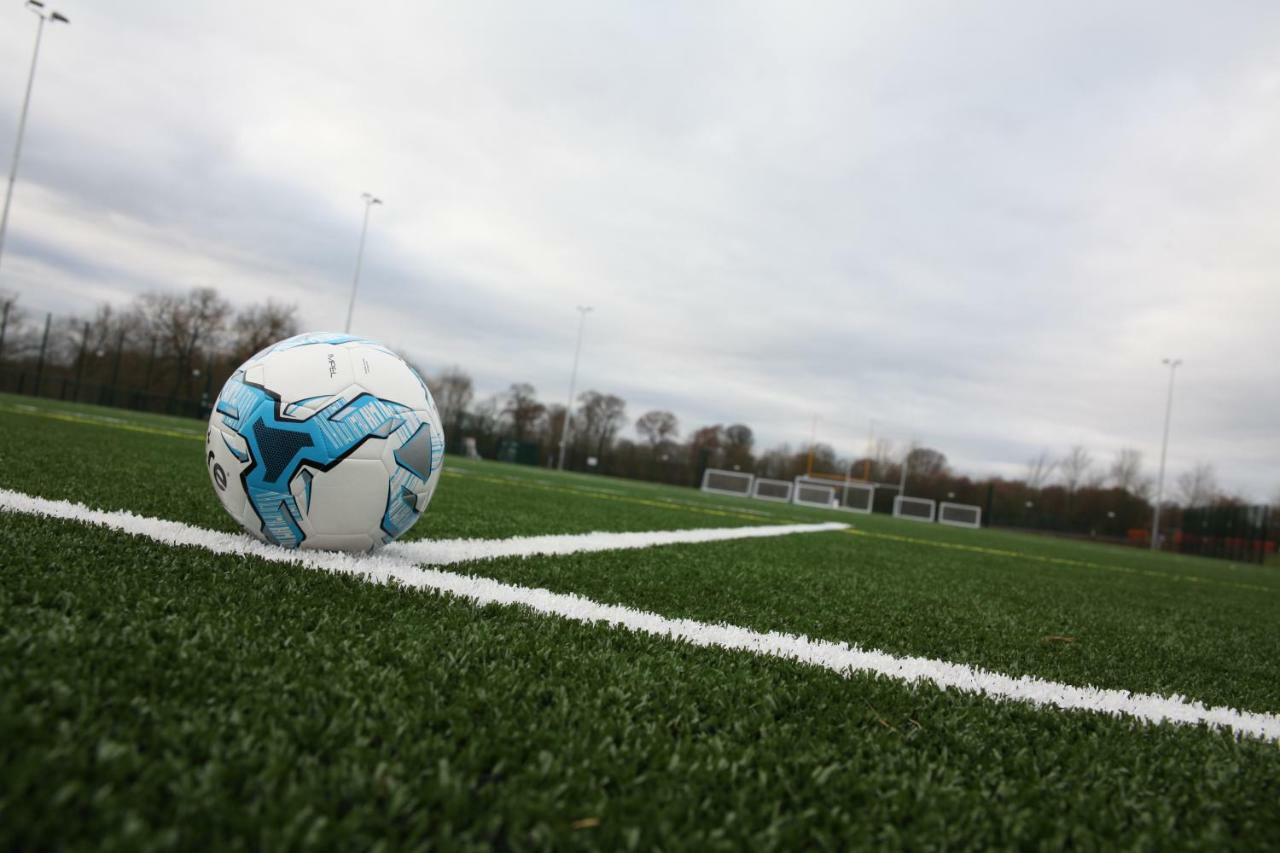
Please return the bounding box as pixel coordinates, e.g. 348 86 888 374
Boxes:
898 444 911 496
556 305 592 471
344 193 381 333
0 4 69 277
1150 358 1182 550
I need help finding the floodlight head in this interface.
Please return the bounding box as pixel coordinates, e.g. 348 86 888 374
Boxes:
27 0 45 9
361 192 381 205
50 10 68 22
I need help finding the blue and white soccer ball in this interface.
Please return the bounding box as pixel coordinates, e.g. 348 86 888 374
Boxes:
205 333 445 552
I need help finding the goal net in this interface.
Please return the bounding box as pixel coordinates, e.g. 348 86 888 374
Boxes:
893 495 936 522
793 478 836 508
752 478 793 503
838 482 875 514
700 468 754 497
938 502 982 529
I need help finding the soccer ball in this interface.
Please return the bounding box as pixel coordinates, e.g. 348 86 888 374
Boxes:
205 332 445 552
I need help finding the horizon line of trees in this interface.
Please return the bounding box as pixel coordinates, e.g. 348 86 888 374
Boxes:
0 287 299 412
3 287 1275 528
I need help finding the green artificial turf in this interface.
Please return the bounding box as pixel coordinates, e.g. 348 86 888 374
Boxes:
2 394 1279 848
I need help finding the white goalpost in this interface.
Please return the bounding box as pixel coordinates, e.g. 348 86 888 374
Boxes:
837 481 875 514
893 495 936 522
938 502 982 529
700 468 754 498
793 477 837 508
751 478 794 503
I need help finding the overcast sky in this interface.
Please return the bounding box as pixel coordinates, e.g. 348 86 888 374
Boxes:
1 1 1277 499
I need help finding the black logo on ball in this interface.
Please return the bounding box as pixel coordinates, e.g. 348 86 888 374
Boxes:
212 462 227 491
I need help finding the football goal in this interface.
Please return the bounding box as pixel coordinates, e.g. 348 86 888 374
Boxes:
700 468 754 498
893 495 936 522
751 478 794 503
837 482 875 514
793 478 837 508
938 502 982 529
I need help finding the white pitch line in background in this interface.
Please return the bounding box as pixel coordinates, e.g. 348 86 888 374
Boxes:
385 521 848 565
3 486 1279 744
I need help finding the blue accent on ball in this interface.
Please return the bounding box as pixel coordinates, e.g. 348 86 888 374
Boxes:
215 370 433 549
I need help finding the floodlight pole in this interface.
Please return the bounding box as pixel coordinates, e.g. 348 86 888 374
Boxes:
1150 357 1182 550
806 415 819 476
343 192 381 333
556 305 592 471
0 2 69 278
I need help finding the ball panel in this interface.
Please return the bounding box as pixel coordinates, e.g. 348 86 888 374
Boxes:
293 458 390 538
259 343 354 413
346 344 430 410
205 425 252 528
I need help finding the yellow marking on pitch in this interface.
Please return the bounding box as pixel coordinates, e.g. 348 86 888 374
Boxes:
841 528 1275 595
0 403 204 442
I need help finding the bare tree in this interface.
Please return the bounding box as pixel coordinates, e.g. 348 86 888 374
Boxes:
1272 485 1280 511
1108 448 1150 497
1059 446 1093 494
1177 462 1219 508
870 438 894 478
906 446 949 479
1024 450 1058 489
635 410 679 449
140 287 232 396
0 290 29 362
756 443 795 480
230 300 300 362
427 366 474 434
541 404 567 450
468 394 502 437
503 382 545 441
576 391 627 458
723 423 755 471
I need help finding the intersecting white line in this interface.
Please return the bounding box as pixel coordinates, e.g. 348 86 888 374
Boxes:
385 522 849 565
3 487 1278 743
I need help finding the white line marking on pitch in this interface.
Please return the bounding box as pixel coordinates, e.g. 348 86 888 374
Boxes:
3 487 1278 744
385 522 848 565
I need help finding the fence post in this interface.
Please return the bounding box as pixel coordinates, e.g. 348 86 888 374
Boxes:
200 350 215 419
143 335 157 391
33 311 50 397
109 326 125 405
74 320 90 402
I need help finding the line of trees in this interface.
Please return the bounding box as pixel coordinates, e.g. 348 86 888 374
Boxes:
0 287 299 414
424 360 1265 539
